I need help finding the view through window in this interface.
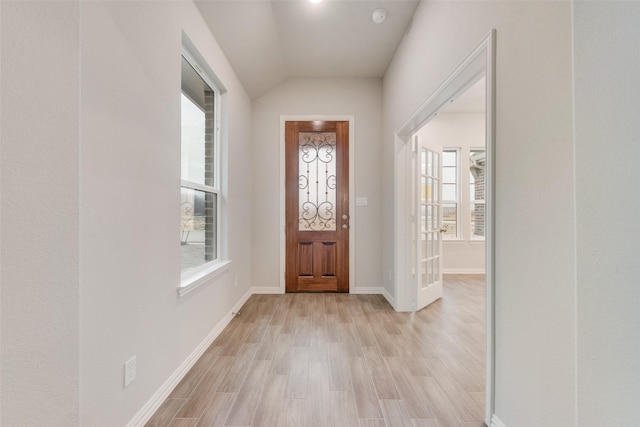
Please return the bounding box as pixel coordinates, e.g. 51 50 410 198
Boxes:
180 54 219 274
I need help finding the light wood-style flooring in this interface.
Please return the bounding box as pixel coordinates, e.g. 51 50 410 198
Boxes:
146 274 486 427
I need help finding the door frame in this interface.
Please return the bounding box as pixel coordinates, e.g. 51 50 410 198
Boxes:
279 115 356 294
393 30 496 424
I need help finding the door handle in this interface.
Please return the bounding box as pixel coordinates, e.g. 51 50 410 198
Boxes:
342 224 349 229
439 226 447 233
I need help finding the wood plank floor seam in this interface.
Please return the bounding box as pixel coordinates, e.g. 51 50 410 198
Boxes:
145 275 485 427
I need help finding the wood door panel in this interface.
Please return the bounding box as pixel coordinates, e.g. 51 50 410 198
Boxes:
319 242 337 277
285 121 349 292
297 277 337 291
298 242 314 276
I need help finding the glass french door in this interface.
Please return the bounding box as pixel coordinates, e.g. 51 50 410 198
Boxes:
414 135 443 310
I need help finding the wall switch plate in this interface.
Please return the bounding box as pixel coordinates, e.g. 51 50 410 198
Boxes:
124 356 136 388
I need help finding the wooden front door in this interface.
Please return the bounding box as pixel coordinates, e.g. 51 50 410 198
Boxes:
285 121 349 292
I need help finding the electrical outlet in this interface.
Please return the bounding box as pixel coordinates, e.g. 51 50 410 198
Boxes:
124 356 136 388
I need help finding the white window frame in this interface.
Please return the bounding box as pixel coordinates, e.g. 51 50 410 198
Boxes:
179 44 230 296
442 148 461 240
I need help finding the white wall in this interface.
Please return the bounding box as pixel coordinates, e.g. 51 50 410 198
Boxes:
1 1 253 425
574 2 640 425
79 2 253 425
251 78 383 291
416 113 486 273
383 2 575 426
1 2 80 424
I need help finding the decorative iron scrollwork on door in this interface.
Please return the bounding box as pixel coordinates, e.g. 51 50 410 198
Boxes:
298 132 337 231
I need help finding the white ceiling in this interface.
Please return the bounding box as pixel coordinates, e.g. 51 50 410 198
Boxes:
195 0 420 99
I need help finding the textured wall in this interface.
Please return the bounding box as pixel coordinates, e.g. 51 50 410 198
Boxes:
1 1 253 425
79 2 253 425
1 2 80 424
384 2 575 425
574 2 640 425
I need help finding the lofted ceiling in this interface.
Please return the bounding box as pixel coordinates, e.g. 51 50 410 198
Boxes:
194 0 420 99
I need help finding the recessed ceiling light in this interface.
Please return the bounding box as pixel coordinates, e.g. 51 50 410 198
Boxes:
372 9 387 24
309 0 322 3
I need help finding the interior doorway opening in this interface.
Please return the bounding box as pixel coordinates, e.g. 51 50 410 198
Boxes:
412 77 487 289
393 30 496 424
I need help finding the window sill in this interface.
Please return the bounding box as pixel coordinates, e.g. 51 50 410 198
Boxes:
443 239 465 244
178 260 232 298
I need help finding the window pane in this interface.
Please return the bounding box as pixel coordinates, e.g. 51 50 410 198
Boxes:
442 203 457 238
442 167 456 183
181 94 206 184
442 183 456 201
471 202 485 239
443 150 457 167
181 56 215 187
470 149 485 203
181 187 217 272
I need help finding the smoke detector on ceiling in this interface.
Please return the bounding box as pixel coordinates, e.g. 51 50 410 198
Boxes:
372 9 387 24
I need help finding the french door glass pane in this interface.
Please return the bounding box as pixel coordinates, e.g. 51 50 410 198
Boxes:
424 260 432 289
422 176 427 203
432 204 439 231
421 205 427 233
433 178 439 202
433 152 440 178
421 232 428 261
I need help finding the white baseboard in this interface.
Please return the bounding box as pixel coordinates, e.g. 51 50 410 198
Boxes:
491 414 507 427
443 268 485 274
350 286 385 294
125 289 252 427
250 286 283 294
382 288 398 310
350 286 397 310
